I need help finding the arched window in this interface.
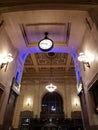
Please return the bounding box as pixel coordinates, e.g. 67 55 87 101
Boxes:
41 92 64 118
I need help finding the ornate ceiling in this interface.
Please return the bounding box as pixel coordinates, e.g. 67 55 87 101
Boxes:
22 52 76 84
0 1 96 84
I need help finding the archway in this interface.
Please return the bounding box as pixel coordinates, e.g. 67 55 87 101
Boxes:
40 92 64 119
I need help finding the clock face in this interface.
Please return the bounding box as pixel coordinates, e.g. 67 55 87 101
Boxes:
38 39 53 51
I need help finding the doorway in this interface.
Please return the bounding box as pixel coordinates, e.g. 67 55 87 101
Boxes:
3 90 17 130
40 92 64 118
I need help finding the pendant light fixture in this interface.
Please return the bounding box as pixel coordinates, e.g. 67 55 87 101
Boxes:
38 32 54 51
45 52 57 92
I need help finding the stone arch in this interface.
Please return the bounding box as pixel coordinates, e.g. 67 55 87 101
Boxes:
17 50 81 86
40 92 64 116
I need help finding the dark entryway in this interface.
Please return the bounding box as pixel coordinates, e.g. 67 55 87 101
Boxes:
3 90 17 130
40 92 64 119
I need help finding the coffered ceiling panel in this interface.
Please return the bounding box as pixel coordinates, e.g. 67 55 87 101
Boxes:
22 52 76 84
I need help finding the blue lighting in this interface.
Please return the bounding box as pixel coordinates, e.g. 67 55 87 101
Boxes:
17 46 81 84
20 52 28 62
71 52 81 83
77 71 81 81
16 71 19 82
15 52 28 83
21 53 26 60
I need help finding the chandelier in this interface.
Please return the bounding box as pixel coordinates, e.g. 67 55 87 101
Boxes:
46 83 57 93
45 52 57 92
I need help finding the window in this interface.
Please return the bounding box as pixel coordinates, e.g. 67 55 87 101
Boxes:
41 92 63 114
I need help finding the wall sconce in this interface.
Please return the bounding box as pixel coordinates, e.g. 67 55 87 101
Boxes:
26 98 31 107
73 98 79 108
0 53 13 71
75 102 78 107
78 52 90 71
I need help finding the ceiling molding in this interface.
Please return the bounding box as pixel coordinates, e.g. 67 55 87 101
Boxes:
0 2 98 13
65 55 72 72
20 23 69 47
30 54 39 73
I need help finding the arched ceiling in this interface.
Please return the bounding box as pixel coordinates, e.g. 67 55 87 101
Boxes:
0 1 96 84
1 10 88 84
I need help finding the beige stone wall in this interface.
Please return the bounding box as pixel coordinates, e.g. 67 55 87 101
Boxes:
0 21 18 125
78 15 98 125
12 78 81 128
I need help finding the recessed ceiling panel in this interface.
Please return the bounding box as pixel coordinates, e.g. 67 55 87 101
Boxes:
21 23 71 47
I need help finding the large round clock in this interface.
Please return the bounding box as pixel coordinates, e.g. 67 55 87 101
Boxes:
38 32 54 51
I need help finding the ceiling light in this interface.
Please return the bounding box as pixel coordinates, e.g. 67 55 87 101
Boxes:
38 32 54 51
45 52 57 92
45 83 57 93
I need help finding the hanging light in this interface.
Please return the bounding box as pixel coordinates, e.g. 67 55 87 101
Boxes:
38 32 54 51
46 83 57 93
45 52 57 92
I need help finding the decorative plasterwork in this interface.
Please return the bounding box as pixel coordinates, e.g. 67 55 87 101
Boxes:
22 53 76 84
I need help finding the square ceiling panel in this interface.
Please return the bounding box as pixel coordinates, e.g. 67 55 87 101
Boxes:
21 23 71 47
